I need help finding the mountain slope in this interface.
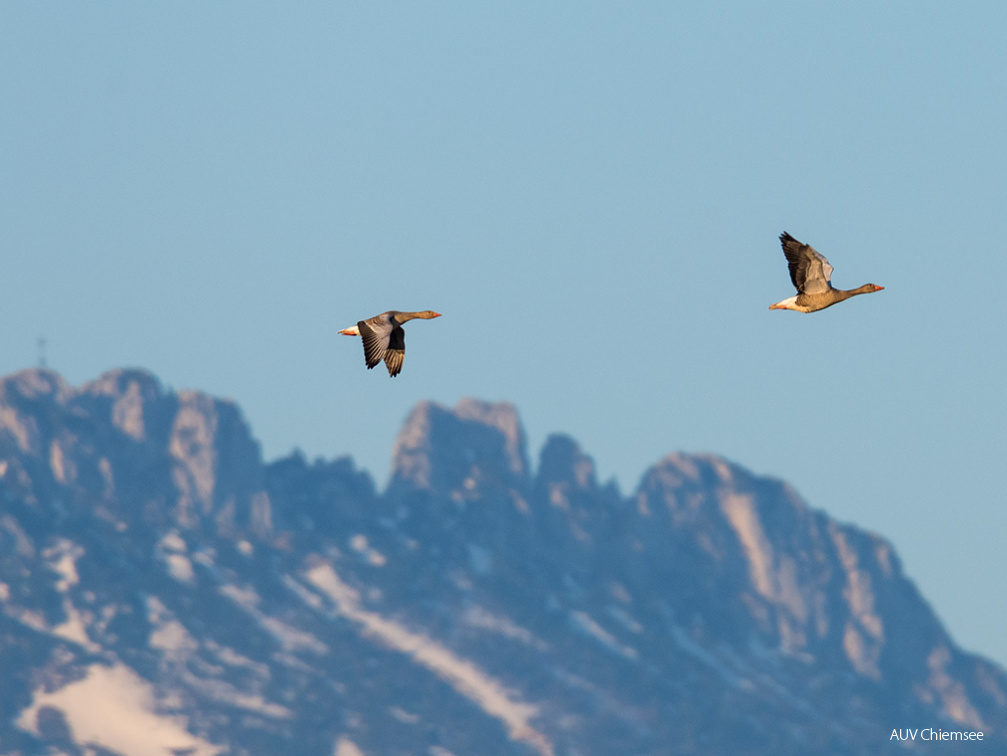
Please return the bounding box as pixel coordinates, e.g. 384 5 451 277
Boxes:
0 368 1003 755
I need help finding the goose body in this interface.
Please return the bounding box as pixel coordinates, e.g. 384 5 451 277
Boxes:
769 232 883 313
339 310 441 377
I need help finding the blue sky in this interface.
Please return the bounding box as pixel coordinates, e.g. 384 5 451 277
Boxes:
3 4 1006 669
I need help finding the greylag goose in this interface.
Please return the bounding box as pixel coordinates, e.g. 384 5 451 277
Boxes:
770 232 883 312
339 310 441 377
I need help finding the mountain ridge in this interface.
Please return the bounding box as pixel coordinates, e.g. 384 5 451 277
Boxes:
0 367 1003 755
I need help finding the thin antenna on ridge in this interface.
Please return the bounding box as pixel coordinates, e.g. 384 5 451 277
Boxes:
37 337 47 368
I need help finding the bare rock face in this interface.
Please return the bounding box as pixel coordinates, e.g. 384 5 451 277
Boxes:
0 368 270 538
390 398 529 498
387 398 533 559
625 453 1002 737
2 368 1005 756
532 433 623 557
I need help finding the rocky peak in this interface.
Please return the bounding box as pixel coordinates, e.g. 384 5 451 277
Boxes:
0 369 72 457
168 389 269 535
76 368 168 441
0 368 70 402
629 451 992 717
536 434 597 495
451 398 528 478
0 368 270 538
388 399 529 504
533 434 618 548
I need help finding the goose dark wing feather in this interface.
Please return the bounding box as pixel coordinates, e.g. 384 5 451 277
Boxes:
780 232 834 295
358 319 389 370
780 233 805 290
383 327 406 377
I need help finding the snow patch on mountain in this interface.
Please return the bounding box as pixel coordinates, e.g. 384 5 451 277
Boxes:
16 663 221 756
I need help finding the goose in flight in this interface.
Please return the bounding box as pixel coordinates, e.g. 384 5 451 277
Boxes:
770 232 883 312
339 310 441 377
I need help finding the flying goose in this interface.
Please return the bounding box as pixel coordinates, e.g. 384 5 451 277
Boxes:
339 310 441 377
769 232 884 312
